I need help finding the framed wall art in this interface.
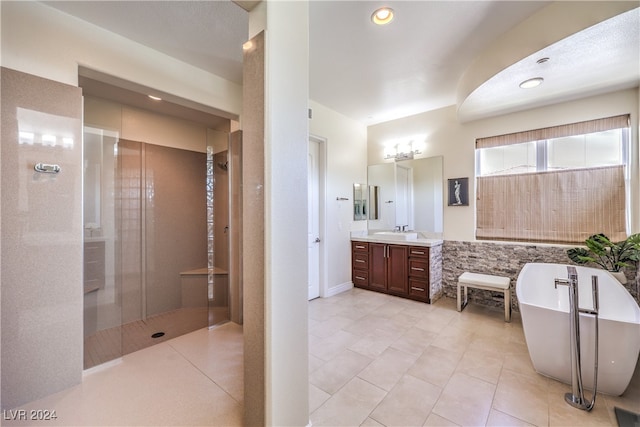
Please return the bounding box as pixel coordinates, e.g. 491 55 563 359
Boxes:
448 177 469 206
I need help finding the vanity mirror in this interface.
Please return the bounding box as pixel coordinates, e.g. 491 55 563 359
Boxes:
353 183 367 221
367 156 443 233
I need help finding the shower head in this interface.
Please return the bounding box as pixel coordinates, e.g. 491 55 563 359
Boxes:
217 161 228 171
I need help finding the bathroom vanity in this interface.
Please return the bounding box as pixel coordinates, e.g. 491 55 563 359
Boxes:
351 232 443 303
84 239 105 294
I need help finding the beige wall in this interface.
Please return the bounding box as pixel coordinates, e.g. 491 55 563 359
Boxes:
368 88 639 241
84 96 209 153
309 100 368 295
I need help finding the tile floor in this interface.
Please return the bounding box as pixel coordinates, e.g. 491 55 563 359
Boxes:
308 288 640 426
5 288 640 426
4 322 243 426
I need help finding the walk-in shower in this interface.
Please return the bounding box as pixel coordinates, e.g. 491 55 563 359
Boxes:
81 88 241 369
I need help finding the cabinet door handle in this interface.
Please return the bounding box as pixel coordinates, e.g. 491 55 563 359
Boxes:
411 267 425 272
411 250 425 255
356 276 366 280
411 286 425 292
356 245 365 249
355 259 365 263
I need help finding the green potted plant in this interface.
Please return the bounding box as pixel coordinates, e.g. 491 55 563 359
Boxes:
567 233 640 284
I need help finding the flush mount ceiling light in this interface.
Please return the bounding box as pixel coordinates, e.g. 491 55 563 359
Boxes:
148 95 162 101
371 7 394 25
519 77 544 89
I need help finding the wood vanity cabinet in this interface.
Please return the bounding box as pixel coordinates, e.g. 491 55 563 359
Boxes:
84 240 105 294
351 241 370 289
408 246 430 303
351 241 431 303
369 243 408 295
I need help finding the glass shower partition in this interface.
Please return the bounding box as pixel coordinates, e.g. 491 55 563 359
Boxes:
83 119 238 370
83 127 122 369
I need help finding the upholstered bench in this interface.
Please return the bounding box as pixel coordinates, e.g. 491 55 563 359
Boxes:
457 272 511 322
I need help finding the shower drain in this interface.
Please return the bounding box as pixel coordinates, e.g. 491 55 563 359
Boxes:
151 332 165 339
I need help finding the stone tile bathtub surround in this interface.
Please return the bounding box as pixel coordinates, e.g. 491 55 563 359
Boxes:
442 240 639 311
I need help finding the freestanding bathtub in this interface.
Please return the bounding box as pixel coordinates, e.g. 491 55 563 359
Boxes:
517 262 640 396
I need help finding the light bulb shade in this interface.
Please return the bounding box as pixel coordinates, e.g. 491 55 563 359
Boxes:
384 140 422 161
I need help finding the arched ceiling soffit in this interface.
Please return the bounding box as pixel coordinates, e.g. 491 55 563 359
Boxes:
457 2 639 123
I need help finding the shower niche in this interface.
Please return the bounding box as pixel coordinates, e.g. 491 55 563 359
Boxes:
81 85 241 369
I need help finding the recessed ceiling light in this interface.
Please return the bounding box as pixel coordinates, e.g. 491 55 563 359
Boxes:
519 77 544 89
148 95 162 101
371 7 394 25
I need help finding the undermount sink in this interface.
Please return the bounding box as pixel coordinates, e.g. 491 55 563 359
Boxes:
373 231 418 240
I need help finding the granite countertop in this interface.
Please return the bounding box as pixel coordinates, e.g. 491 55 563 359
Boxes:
350 231 443 247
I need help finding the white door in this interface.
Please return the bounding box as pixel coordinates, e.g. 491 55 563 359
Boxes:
308 139 321 300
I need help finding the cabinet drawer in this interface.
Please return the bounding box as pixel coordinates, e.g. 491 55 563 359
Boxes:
84 242 105 262
408 278 429 299
352 241 369 252
352 269 369 288
408 259 428 278
408 246 429 258
84 260 103 279
353 252 369 270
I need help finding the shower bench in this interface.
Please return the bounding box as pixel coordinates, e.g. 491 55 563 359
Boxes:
457 272 511 322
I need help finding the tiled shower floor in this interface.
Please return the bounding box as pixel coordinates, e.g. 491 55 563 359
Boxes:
83 306 228 369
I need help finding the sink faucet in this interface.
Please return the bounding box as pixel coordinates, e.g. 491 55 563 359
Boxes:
401 225 409 231
394 226 401 232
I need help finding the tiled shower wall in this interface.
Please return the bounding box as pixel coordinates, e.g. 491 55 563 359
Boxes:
1 67 83 409
117 139 207 322
442 240 639 311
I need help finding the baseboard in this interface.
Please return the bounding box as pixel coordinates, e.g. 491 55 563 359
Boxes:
325 281 353 298
83 357 122 376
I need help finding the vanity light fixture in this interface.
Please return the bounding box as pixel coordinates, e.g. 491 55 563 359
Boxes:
148 95 162 101
371 7 394 25
519 77 544 89
385 140 421 161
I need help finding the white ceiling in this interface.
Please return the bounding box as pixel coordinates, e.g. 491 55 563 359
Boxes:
43 1 639 125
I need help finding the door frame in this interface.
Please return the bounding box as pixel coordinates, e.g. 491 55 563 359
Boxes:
309 134 327 298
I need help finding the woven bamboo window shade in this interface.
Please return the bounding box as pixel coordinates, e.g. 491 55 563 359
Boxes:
476 114 630 149
476 115 629 244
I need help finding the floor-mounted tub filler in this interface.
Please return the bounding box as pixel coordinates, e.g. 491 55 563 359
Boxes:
517 263 640 398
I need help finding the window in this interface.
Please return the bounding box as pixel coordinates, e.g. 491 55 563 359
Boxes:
476 115 630 244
